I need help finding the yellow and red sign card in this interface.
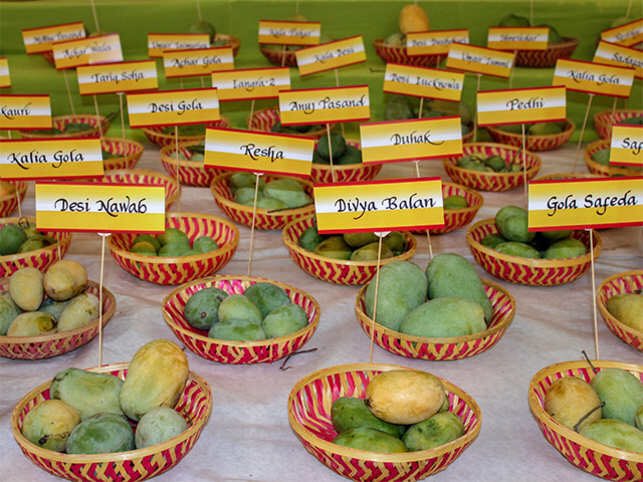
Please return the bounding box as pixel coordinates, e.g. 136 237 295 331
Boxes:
0 58 10 88
163 47 234 78
406 29 469 56
477 86 566 127
147 33 210 58
35 182 166 233
314 177 445 234
446 43 515 78
53 34 123 70
278 85 370 126
204 127 314 178
77 60 158 95
0 95 52 130
211 67 290 101
610 125 643 167
0 138 103 180
553 59 635 98
593 41 643 80
22 21 86 54
383 64 464 102
359 117 462 165
487 27 549 51
601 19 643 47
126 88 220 128
528 177 643 231
258 20 321 46
296 36 366 76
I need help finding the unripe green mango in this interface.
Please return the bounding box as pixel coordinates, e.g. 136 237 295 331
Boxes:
299 226 324 251
66 413 134 454
383 232 406 253
481 234 506 249
343 232 378 248
192 236 219 253
234 186 261 206
350 242 393 261
333 427 407 453
607 294 643 331
22 399 80 452
263 179 312 208
7 311 55 337
9 267 44 311
636 405 643 430
331 397 405 437
257 196 288 210
591 368 643 426
495 241 541 259
403 412 464 451
184 287 228 330
543 238 586 259
208 318 266 341
579 418 643 453
57 293 99 332
244 282 291 318
262 303 307 337
314 236 352 260
218 294 262 325
495 206 535 243
0 293 20 335
135 407 187 449
443 195 468 210
0 224 27 255
399 297 487 338
38 298 71 322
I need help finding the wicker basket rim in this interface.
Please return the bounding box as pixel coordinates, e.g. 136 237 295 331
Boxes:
534 172 600 181
596 271 643 339
102 137 144 152
162 274 321 348
486 119 575 140
11 362 212 463
594 109 643 121
0 216 71 261
0 181 28 204
584 139 642 176
141 117 230 140
287 362 482 463
441 181 484 210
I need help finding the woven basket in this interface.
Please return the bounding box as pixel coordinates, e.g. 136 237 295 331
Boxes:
597 270 642 351
210 173 315 230
288 363 481 481
535 172 600 181
108 212 238 285
142 118 230 147
159 142 226 187
594 109 643 140
19 115 111 139
101 138 144 171
311 140 382 184
89 169 180 209
163 275 320 364
354 279 515 361
486 120 575 152
248 107 328 139
584 139 642 177
259 45 298 67
282 215 417 285
0 217 71 278
0 182 27 217
0 280 116 360
215 33 241 56
467 219 601 286
373 39 443 67
514 38 579 67
529 360 643 481
11 363 212 482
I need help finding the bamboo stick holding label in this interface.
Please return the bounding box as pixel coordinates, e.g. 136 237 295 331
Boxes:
63 69 77 115
413 97 434 258
573 93 594 172
368 232 387 363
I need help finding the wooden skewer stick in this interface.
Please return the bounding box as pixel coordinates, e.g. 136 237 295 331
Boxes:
326 123 337 183
281 45 287 67
196 0 203 21
117 93 126 140
63 70 76 116
6 131 22 217
415 97 433 259
97 233 108 367
248 99 255 130
521 123 528 202
334 69 346 136
611 97 618 114
573 93 594 172
247 172 263 277
174 125 181 210
589 228 600 360
368 234 386 363
93 95 103 138
473 74 481 142
89 0 101 33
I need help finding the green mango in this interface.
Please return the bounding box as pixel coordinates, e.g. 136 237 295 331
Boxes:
399 297 487 337
189 20 216 41
10 267 44 311
621 116 643 126
483 155 506 172
579 419 643 453
50 368 124 420
636 405 643 430
130 241 157 255
384 32 405 47
535 24 563 43
336 145 362 165
314 236 352 260
540 230 573 242
218 294 262 324
184 287 228 330
350 242 393 261
312 149 330 165
57 293 100 332
135 407 187 449
498 13 531 27
528 122 562 135
132 234 161 251
262 303 307 337
299 225 325 251
234 186 261 206
7 311 55 337
263 179 312 208
443 195 468 210
385 94 414 121
158 228 189 246
607 293 643 331
425 253 493 322
543 238 586 259
591 368 643 426
331 397 405 437
317 133 347 159
66 413 134 454
208 318 266 341
365 261 427 331
0 224 27 255
591 148 610 166
0 293 20 335
158 242 191 257
495 205 535 243
193 236 219 253
481 234 506 249
244 282 291 318
63 122 92 133
22 400 80 452
498 124 524 134
230 172 264 189
101 149 116 159
343 232 378 248
402 412 464 451
383 232 406 253
333 427 407 453
495 241 541 259
257 196 288 210
18 238 45 253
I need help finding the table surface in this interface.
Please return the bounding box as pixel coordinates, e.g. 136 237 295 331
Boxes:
0 136 641 482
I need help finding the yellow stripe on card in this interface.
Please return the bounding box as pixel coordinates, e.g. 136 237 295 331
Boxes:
258 20 321 46
52 34 123 69
0 95 52 129
487 27 548 51
296 36 366 76
609 125 643 167
22 22 86 54
446 43 515 78
0 58 10 88
163 48 234 78
211 67 290 101
553 59 634 98
77 61 158 95
477 86 566 126
147 33 210 58
278 85 370 125
383 64 464 102
601 19 643 47
126 88 220 127
593 41 643 79
406 30 469 56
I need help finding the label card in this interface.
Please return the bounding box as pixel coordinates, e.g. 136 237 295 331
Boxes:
77 60 158 95
610 125 643 167
126 88 220 128
487 27 549 51
0 58 10 88
446 43 515 78
163 47 234 78
477 86 566 126
147 33 210 58
359 117 462 165
593 41 643 80
296 35 366 76
0 94 52 130
22 21 86 54
211 67 290 101
383 64 464 101
528 177 643 231
258 20 321 46
204 127 314 178
406 29 469 56
314 177 445 234
278 85 370 126
53 33 123 70
553 59 634 98
35 182 166 233
600 19 643 47
0 138 103 180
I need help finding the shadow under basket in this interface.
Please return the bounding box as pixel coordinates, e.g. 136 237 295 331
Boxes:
101 137 144 171
11 363 212 482
485 120 575 152
288 363 482 481
597 270 642 352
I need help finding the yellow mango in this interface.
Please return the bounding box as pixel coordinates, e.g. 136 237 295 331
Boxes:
9 267 44 311
399 4 430 34
44 260 88 301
